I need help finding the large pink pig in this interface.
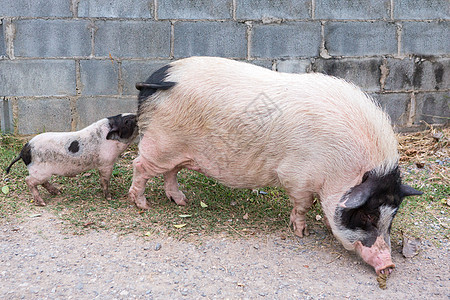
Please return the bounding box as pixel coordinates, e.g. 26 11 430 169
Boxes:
129 57 422 275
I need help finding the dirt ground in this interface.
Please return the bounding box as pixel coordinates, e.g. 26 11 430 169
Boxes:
0 210 448 299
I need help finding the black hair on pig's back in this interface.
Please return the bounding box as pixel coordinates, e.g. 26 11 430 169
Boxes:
136 65 176 116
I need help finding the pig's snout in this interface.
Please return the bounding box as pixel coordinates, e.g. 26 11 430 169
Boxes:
354 236 395 275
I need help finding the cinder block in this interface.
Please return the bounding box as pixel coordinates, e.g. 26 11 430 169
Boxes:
14 20 91 57
0 60 76 97
385 57 450 91
78 0 153 18
158 0 232 19
415 58 450 91
76 97 138 129
121 60 173 95
0 97 13 133
370 93 410 126
384 58 415 91
315 0 390 20
0 0 72 17
402 21 449 56
415 92 450 125
313 58 382 92
252 22 321 58
412 58 450 91
277 59 311 73
236 0 311 20
174 22 247 58
324 22 397 56
95 20 171 58
394 0 450 20
0 23 5 56
17 98 72 134
80 60 119 96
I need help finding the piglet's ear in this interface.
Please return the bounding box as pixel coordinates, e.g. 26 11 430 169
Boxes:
400 184 423 197
106 125 121 141
339 175 376 209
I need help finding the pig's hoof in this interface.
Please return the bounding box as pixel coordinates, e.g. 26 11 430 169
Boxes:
166 191 188 206
290 209 309 237
35 201 46 207
169 196 187 206
291 220 309 238
135 197 150 210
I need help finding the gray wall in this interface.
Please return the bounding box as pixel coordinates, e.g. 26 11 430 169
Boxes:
0 0 449 134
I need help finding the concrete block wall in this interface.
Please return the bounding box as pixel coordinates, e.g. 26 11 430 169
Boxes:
0 0 449 134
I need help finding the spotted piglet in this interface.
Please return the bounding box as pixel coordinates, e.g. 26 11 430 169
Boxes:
6 114 138 206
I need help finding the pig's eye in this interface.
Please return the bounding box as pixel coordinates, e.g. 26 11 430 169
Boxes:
360 211 378 227
340 207 379 230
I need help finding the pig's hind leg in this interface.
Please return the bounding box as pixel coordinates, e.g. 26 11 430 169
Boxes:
163 166 187 206
25 175 49 206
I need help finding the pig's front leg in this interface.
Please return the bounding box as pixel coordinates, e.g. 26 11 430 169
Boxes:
163 166 187 206
42 181 61 195
128 156 154 210
289 192 314 238
25 176 47 206
98 165 114 200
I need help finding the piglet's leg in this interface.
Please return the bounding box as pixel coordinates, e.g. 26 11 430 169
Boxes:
98 165 114 200
288 192 314 238
163 166 187 206
128 156 155 210
42 181 61 195
25 176 47 206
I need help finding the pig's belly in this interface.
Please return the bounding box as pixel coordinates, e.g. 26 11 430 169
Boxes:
32 162 94 178
183 156 280 189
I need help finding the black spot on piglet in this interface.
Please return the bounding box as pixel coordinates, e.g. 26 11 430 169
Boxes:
68 140 80 153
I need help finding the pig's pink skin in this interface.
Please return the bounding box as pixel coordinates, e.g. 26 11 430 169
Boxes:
354 236 395 275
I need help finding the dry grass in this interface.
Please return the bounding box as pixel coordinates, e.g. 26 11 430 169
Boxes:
393 126 449 244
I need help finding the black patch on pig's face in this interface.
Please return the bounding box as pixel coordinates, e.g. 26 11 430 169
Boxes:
334 167 404 247
68 140 80 153
106 114 137 142
137 64 176 115
21 142 32 166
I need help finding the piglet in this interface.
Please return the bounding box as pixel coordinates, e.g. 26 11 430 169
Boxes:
6 113 138 206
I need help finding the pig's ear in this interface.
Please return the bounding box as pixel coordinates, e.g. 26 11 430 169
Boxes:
106 124 121 141
339 174 376 209
400 184 423 197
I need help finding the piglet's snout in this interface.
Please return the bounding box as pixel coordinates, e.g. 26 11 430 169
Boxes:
354 236 395 275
